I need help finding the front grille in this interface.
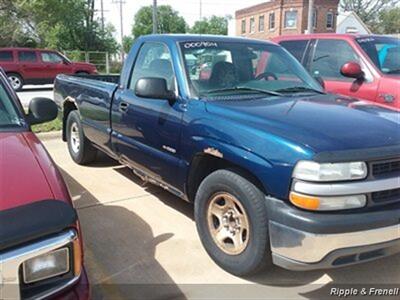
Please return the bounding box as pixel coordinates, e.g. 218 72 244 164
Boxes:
372 160 400 176
371 188 400 204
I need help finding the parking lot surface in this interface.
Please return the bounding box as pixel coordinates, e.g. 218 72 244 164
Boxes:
39 134 400 299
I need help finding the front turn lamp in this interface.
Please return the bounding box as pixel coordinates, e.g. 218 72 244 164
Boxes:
289 192 367 211
293 161 367 181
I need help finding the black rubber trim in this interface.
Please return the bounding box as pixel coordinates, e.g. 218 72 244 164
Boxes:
265 196 400 234
313 144 400 163
0 200 77 252
272 238 400 271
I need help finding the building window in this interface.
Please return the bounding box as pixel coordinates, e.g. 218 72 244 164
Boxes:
259 15 265 32
326 12 334 29
250 17 255 33
284 10 297 28
241 19 246 34
269 12 275 30
312 9 317 28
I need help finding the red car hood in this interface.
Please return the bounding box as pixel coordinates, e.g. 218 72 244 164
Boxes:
0 132 55 211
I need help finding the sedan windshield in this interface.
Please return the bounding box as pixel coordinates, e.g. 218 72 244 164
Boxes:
0 82 22 129
180 41 323 98
356 36 400 75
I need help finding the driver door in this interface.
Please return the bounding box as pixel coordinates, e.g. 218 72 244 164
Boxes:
40 51 73 80
309 39 378 101
111 42 184 189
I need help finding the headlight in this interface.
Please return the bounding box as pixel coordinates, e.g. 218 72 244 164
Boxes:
22 248 70 284
289 192 367 211
293 161 367 181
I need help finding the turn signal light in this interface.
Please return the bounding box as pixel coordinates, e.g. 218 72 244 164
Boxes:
289 192 320 210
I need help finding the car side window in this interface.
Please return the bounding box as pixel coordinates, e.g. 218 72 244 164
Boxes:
129 42 175 92
279 40 309 63
310 39 360 81
0 51 13 62
18 51 37 62
41 52 63 63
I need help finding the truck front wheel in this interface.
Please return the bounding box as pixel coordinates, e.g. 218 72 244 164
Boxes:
66 111 97 165
194 169 272 276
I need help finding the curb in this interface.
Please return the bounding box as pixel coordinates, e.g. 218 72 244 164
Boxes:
36 131 62 141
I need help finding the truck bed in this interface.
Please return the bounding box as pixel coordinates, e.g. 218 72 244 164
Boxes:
73 74 120 84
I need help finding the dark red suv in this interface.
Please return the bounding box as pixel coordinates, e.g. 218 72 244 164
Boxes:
0 48 97 91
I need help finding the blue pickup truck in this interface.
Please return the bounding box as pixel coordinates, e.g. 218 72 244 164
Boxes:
54 35 400 276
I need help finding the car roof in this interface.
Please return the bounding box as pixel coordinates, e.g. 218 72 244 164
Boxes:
138 34 278 45
0 47 58 52
272 33 392 41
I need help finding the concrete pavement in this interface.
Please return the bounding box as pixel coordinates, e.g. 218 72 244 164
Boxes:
39 133 400 299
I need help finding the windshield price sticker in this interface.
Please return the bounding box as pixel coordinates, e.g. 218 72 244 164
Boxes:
330 287 400 297
184 41 218 49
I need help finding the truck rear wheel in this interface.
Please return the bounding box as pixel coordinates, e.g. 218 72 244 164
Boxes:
194 169 272 276
66 111 97 165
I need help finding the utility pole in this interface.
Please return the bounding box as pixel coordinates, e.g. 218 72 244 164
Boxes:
152 0 158 34
199 0 202 20
100 0 105 31
307 0 314 34
113 0 125 62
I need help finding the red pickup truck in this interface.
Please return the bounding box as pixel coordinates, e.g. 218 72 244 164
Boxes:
272 34 400 108
0 48 97 91
0 68 89 299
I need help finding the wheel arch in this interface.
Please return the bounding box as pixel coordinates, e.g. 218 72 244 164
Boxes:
186 149 271 203
62 98 78 141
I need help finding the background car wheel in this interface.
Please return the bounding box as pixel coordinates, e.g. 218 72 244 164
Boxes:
7 73 23 91
66 110 97 165
195 169 272 276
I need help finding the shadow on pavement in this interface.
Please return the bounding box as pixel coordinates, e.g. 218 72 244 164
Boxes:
59 168 187 300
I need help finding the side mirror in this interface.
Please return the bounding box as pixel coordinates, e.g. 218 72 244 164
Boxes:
340 61 364 79
135 77 176 101
26 97 58 125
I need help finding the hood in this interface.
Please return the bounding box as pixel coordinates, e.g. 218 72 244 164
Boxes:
0 132 54 211
72 61 96 69
205 94 400 153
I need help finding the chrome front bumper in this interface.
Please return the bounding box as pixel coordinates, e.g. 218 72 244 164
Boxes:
0 230 80 300
269 222 400 267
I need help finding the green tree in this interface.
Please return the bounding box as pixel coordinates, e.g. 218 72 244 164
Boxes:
377 8 400 34
0 0 118 53
122 36 135 54
190 16 229 35
340 0 397 31
132 5 187 38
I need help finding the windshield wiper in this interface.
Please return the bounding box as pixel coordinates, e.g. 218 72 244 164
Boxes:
276 86 325 94
204 86 283 97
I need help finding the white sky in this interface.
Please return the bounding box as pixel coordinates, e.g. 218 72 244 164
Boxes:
95 0 264 42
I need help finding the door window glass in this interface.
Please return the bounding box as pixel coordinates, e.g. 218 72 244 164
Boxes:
311 39 360 80
279 40 308 62
129 42 175 91
0 51 13 62
41 52 64 63
18 51 37 62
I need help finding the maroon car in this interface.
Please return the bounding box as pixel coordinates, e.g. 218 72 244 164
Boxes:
0 68 90 299
0 48 97 91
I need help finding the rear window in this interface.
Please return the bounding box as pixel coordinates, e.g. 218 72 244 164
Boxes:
0 51 13 62
18 51 37 62
279 40 309 63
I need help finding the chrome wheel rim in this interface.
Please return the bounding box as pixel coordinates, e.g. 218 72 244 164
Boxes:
207 192 250 255
8 76 21 90
70 122 80 154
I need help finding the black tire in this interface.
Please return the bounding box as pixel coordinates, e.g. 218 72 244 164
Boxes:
7 73 24 91
66 110 97 165
195 169 272 276
76 72 89 75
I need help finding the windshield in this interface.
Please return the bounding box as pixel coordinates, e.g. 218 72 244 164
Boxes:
356 36 400 75
180 41 323 98
0 82 23 129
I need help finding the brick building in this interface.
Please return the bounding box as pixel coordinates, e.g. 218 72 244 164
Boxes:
235 0 340 39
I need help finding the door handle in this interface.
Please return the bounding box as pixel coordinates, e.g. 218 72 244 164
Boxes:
119 102 129 113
